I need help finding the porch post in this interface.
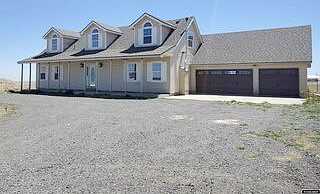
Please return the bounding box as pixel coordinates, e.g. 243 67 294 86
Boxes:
29 63 32 91
68 63 70 89
124 60 127 95
140 58 144 93
109 60 112 92
20 63 24 91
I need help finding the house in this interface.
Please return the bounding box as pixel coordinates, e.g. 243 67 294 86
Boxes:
18 13 312 97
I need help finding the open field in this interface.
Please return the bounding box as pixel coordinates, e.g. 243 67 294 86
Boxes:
0 79 36 92
0 93 319 193
308 81 319 94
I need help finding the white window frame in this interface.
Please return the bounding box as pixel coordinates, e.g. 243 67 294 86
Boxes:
143 21 153 45
91 28 99 49
127 63 139 82
147 62 167 82
187 31 194 48
51 34 59 51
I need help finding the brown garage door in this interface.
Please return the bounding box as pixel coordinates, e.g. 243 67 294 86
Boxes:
196 69 253 96
259 68 299 97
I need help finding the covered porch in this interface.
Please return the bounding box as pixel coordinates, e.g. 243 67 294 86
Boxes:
18 56 171 95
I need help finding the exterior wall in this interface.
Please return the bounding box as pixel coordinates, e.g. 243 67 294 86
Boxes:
39 63 49 89
69 62 84 90
36 57 171 94
187 22 201 55
168 20 202 95
111 60 125 91
96 61 110 91
46 31 63 53
133 17 161 47
189 62 310 97
143 57 170 93
78 24 119 50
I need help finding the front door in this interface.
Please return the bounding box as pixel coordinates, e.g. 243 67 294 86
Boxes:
86 64 96 89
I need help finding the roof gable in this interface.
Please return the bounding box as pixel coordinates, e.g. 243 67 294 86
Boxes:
43 27 80 39
130 13 177 29
80 21 122 35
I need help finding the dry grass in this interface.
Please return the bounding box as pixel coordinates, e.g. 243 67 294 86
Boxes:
0 79 36 92
308 81 319 94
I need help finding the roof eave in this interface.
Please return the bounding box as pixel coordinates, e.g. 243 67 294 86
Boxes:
42 27 62 39
17 53 167 64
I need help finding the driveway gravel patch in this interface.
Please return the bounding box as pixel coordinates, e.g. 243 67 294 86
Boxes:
0 93 319 193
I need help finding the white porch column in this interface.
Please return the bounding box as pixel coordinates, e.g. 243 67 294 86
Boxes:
48 63 50 89
20 63 24 91
83 62 86 91
184 70 190 95
140 59 144 93
109 60 112 92
67 63 70 89
28 63 32 91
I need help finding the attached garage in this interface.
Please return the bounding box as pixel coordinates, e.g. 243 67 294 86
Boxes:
259 68 299 97
196 69 253 96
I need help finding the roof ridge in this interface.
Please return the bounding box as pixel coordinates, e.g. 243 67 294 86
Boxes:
202 25 311 37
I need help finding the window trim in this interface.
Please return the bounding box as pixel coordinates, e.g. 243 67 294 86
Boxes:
127 63 139 82
143 21 153 45
147 61 167 83
91 28 100 49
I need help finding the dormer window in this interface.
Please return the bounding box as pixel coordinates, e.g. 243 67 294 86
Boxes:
143 22 152 44
187 31 193 48
91 29 99 48
52 34 58 51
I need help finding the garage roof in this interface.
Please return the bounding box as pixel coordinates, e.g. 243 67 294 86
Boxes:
191 25 312 65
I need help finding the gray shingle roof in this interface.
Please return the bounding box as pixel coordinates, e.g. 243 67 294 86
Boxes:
191 25 312 65
19 17 191 63
90 21 123 34
55 28 81 39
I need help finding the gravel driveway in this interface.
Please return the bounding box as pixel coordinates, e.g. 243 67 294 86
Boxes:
0 93 319 193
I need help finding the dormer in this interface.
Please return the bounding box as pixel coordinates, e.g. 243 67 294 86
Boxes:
43 27 80 53
130 13 177 47
80 21 122 50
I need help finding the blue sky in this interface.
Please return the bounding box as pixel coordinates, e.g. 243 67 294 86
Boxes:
0 0 319 81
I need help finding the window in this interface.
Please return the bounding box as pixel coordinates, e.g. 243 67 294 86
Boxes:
187 31 193 48
152 63 161 81
40 65 48 80
40 73 46 80
147 62 166 82
92 29 99 48
127 64 137 81
143 22 152 44
52 34 58 51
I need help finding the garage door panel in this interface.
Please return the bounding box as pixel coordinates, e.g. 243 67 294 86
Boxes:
259 68 299 97
196 69 253 96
